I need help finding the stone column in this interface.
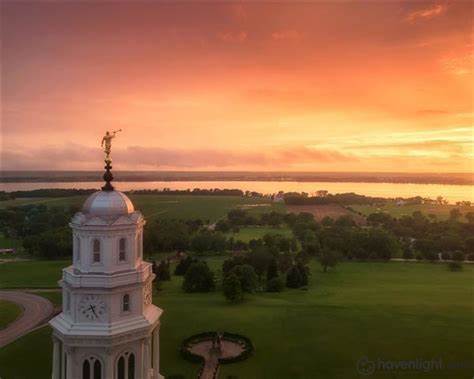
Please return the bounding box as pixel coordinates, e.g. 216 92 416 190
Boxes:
143 337 151 379
153 327 160 378
65 348 73 379
52 337 61 379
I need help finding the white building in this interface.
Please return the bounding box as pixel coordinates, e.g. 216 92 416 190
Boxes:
49 188 163 379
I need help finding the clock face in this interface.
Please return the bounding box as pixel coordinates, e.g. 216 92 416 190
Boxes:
79 295 107 321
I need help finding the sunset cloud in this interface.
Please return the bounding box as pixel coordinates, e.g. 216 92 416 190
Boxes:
1 2 472 173
271 30 302 41
405 3 448 23
217 31 247 43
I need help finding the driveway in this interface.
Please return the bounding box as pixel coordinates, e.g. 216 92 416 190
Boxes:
0 290 54 348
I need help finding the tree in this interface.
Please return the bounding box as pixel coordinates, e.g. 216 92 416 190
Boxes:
465 212 474 224
318 248 340 272
182 261 215 293
266 276 285 292
223 274 243 303
447 262 462 272
286 265 303 288
174 256 196 276
230 264 258 293
449 208 462 221
451 251 465 262
155 260 171 281
266 258 279 282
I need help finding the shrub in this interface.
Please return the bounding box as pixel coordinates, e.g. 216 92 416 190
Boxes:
229 264 258 293
422 251 437 262
155 260 171 281
415 252 423 261
182 261 215 293
174 256 196 276
447 262 463 271
286 264 309 288
223 274 243 303
402 249 414 259
318 248 340 272
451 251 465 262
266 276 285 292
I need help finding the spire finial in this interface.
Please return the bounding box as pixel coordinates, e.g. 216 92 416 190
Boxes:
100 129 122 191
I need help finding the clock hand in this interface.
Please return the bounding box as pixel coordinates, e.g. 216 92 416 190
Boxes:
89 304 98 317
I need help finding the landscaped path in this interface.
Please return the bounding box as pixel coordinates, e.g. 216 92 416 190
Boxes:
189 339 244 379
0 290 54 348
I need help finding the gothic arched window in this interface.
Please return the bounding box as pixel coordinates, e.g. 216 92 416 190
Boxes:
82 360 90 379
83 356 101 379
117 356 125 379
128 353 135 379
119 238 127 262
94 360 102 379
116 352 135 379
122 294 130 312
92 239 101 263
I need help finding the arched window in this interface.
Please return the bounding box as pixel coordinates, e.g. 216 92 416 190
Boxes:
117 356 125 379
122 294 130 312
93 239 101 263
83 357 101 379
119 238 127 262
94 360 102 379
116 352 135 379
82 360 91 379
128 353 135 379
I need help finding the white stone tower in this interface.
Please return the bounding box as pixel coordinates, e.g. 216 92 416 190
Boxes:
49 150 163 379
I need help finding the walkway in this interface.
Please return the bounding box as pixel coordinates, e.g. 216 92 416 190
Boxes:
189 339 244 379
0 290 54 348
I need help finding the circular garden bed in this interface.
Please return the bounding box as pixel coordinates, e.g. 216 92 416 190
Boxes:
181 331 254 365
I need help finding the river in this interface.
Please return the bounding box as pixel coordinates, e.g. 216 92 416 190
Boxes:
0 181 472 203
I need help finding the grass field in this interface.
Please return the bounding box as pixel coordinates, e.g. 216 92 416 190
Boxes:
0 195 282 223
0 299 22 330
229 226 293 242
0 259 472 378
351 203 472 221
0 261 67 288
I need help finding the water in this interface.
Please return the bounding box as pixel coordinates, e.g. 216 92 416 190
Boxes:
0 181 472 203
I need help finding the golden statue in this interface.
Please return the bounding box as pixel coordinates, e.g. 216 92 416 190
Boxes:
101 129 121 162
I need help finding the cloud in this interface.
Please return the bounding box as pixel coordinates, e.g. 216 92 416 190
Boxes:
217 31 247 43
441 52 473 75
271 30 303 41
405 3 448 23
0 144 353 170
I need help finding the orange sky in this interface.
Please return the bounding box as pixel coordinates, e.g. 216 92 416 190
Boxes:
1 1 472 172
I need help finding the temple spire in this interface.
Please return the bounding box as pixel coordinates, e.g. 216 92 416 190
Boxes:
100 129 122 191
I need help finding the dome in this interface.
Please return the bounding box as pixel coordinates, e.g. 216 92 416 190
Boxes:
82 190 134 217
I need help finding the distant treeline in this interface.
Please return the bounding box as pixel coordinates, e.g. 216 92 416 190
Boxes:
0 188 265 200
283 192 387 205
1 170 472 185
129 189 263 197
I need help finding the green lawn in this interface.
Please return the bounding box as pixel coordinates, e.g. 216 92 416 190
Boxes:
0 299 22 330
229 226 293 243
0 195 281 223
0 260 472 378
0 261 67 288
350 203 472 221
